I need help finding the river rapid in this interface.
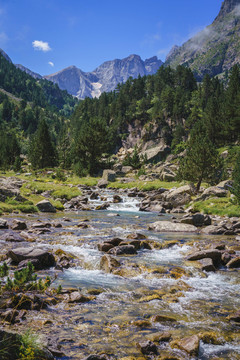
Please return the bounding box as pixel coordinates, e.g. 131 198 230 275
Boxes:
2 189 240 359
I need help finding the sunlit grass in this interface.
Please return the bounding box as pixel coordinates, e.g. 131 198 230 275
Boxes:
192 197 240 217
108 179 181 191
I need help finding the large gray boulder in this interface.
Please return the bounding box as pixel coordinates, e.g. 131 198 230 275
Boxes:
140 145 170 163
186 249 222 264
200 186 228 200
7 247 56 268
163 185 195 207
36 200 56 213
180 213 211 227
148 221 197 233
102 170 116 182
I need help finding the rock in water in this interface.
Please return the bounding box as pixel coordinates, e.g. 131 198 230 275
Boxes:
36 200 56 213
148 221 197 233
7 247 55 268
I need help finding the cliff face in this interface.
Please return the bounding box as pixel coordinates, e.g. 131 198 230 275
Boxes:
165 0 240 80
44 55 163 99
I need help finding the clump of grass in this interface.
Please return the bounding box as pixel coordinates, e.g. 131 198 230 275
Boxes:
0 329 45 360
192 197 240 217
0 202 38 214
109 179 181 191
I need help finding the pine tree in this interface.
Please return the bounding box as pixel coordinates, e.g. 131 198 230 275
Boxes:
178 121 223 191
232 152 240 204
28 118 57 169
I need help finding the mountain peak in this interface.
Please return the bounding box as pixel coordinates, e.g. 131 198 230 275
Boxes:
215 0 240 21
165 0 240 80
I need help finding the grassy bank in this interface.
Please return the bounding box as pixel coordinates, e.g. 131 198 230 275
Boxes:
192 197 240 217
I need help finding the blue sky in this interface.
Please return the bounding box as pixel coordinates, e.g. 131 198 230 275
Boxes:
0 0 222 76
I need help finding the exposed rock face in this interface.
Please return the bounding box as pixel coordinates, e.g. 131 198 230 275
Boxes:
44 54 163 99
15 64 42 79
165 0 240 80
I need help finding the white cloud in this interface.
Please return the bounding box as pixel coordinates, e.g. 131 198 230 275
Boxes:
48 61 54 67
32 40 51 52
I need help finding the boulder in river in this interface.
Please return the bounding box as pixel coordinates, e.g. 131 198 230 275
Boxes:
97 179 108 188
108 245 137 255
11 219 27 231
100 254 120 273
180 213 211 227
138 340 158 355
0 231 25 242
36 200 56 213
226 256 240 269
0 218 8 229
7 247 55 269
186 249 222 265
171 335 199 356
148 221 197 233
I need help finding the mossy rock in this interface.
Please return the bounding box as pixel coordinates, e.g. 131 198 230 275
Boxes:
138 294 162 302
132 319 152 328
199 331 224 345
169 266 189 279
151 315 177 323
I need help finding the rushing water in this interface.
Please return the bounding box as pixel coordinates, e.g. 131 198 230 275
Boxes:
4 190 240 359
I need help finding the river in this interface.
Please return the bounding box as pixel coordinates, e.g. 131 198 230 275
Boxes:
2 189 240 359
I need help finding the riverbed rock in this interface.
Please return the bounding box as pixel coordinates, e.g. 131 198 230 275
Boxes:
84 355 110 360
138 340 158 355
90 191 99 200
187 249 222 266
199 258 216 272
104 238 123 246
98 243 114 252
68 292 94 303
172 335 199 356
31 221 52 229
113 194 122 203
7 247 56 268
100 254 121 273
36 200 56 213
126 233 146 240
11 219 27 231
0 231 25 242
148 221 197 233
97 179 108 188
180 213 211 227
228 310 240 323
0 218 8 229
95 203 110 210
108 245 137 255
201 225 227 235
226 256 240 268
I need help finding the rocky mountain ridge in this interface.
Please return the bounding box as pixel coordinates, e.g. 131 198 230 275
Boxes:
165 0 240 80
44 54 163 99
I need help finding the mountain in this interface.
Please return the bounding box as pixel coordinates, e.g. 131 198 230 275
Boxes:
44 54 163 99
165 0 240 80
0 49 12 63
15 64 42 80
